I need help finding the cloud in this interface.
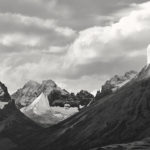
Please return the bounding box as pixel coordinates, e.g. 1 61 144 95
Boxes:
0 33 41 47
0 12 76 56
64 2 150 69
0 13 76 37
42 45 68 55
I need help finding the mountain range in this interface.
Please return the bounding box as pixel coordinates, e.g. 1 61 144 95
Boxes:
11 80 94 109
1 67 150 150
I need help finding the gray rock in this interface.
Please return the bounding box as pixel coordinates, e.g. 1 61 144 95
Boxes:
11 80 69 108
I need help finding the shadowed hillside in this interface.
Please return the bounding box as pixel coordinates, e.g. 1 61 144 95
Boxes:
0 100 42 150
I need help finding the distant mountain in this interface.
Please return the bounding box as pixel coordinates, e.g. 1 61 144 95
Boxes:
95 70 137 100
1 65 150 150
12 79 94 109
11 80 69 108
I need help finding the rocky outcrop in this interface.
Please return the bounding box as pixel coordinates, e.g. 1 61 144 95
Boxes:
0 82 11 102
95 70 137 100
101 70 137 93
11 80 41 107
11 80 69 108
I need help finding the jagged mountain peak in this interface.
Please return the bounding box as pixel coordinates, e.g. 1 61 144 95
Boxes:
102 70 137 92
11 79 69 108
95 70 137 101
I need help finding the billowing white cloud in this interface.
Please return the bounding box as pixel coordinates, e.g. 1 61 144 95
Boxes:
64 2 150 68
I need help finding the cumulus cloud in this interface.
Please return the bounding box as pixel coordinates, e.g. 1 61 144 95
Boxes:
64 2 150 68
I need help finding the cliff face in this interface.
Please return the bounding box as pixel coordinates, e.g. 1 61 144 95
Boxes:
0 82 11 102
95 70 137 100
101 70 137 93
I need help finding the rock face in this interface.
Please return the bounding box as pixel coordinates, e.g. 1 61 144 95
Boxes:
101 70 137 93
11 80 69 108
0 82 11 102
11 80 41 107
95 70 137 100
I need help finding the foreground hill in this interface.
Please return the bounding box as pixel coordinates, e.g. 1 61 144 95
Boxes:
0 100 42 150
0 65 150 150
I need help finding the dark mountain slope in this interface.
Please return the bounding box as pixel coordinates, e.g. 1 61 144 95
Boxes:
0 100 42 150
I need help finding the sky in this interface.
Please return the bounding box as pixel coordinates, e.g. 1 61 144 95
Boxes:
0 0 150 94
